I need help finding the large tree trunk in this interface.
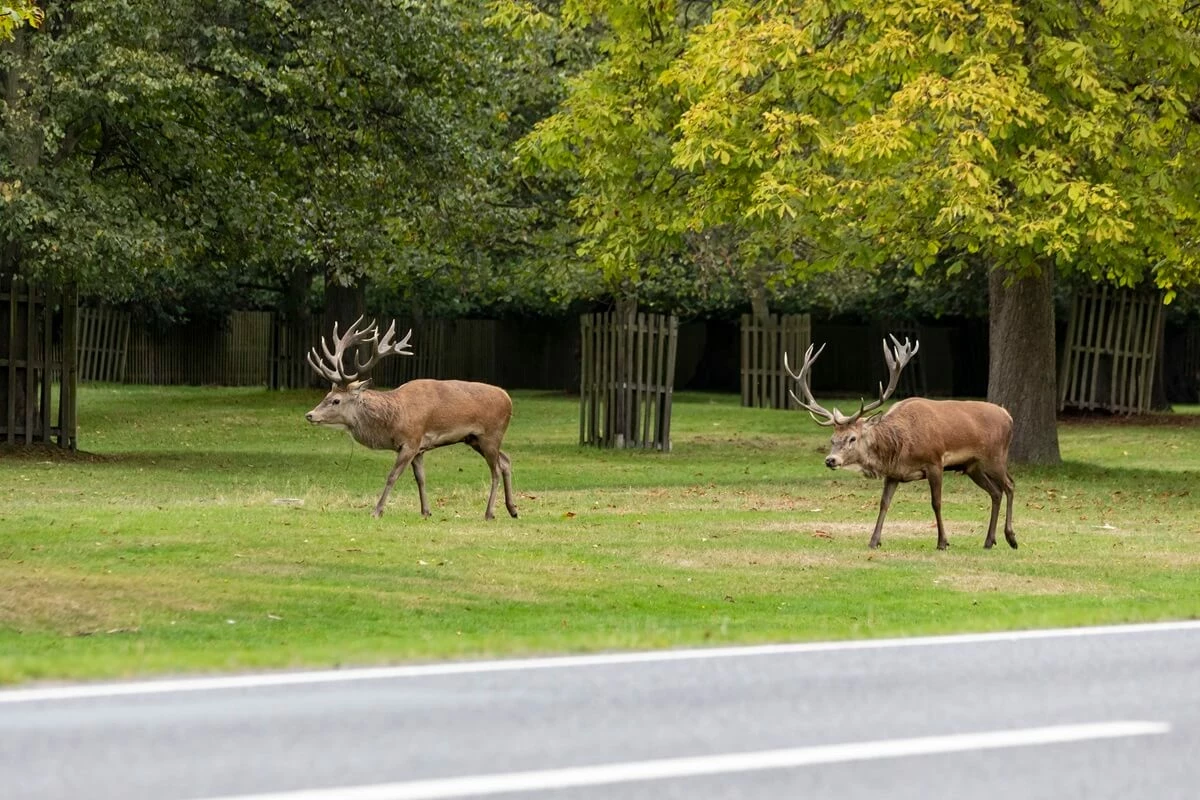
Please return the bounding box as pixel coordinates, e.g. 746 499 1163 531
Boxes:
988 266 1061 464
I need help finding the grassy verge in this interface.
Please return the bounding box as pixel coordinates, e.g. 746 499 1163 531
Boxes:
2 386 1198 684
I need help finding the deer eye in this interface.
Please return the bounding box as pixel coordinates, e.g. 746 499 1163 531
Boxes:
332 398 340 405
848 435 856 444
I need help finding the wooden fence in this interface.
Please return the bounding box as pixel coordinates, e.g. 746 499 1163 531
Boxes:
0 274 77 448
1058 286 1164 414
740 313 811 409
124 311 274 386
579 311 678 450
269 315 323 389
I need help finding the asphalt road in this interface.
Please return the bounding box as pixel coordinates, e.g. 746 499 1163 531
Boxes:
3 621 1199 800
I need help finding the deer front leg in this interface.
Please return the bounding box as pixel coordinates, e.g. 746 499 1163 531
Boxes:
375 447 416 519
411 452 431 518
868 478 900 549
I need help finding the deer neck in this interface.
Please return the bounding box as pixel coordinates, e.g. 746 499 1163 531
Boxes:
856 416 896 478
346 389 402 450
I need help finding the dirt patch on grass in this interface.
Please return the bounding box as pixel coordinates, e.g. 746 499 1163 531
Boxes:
0 569 213 634
647 547 851 570
935 571 1103 595
1058 410 1200 427
0 443 109 462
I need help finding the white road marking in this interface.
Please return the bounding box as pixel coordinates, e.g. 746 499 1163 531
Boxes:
3 619 1199 704
190 721 1170 800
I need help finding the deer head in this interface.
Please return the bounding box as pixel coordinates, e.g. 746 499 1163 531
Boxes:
305 316 413 429
784 335 920 471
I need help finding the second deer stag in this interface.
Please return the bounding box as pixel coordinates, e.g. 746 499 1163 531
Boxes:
305 317 518 521
785 336 1016 550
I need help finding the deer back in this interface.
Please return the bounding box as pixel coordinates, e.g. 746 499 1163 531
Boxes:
873 398 1012 466
359 379 513 450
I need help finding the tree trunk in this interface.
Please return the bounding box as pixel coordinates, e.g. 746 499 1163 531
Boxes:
322 272 367 380
988 266 1061 464
748 269 770 322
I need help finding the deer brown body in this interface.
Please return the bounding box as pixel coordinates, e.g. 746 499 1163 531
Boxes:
787 338 1016 550
305 319 518 520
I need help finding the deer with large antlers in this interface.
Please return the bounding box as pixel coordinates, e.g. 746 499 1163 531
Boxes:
305 317 518 520
785 336 1016 550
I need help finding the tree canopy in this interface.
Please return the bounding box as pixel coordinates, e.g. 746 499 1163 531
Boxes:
1 0 549 320
517 0 1200 292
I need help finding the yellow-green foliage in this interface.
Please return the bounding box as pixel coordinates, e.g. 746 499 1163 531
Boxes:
518 0 1200 294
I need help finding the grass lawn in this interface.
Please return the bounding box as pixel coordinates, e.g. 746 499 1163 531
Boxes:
2 385 1199 685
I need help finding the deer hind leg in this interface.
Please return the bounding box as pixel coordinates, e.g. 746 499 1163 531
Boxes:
927 465 949 550
1002 470 1017 549
868 478 901 549
466 436 503 521
376 446 417 519
965 464 1003 549
498 449 518 518
411 452 431 518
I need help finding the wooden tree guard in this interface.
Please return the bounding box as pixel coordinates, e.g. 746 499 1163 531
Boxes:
580 311 678 450
1058 286 1164 414
77 306 131 382
0 274 77 448
740 313 811 409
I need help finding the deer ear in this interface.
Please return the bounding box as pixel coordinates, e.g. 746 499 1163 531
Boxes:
348 379 371 396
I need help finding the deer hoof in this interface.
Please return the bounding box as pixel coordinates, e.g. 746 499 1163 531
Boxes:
371 508 384 519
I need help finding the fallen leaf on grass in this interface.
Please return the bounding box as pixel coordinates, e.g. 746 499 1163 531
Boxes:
811 530 833 539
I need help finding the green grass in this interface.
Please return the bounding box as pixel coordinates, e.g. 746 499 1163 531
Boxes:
2 385 1199 685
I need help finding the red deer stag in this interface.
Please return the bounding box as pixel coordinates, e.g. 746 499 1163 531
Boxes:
305 317 518 521
784 336 1016 550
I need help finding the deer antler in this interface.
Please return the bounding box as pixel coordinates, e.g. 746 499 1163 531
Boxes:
783 343 837 427
349 320 413 378
855 334 919 420
307 316 414 385
784 334 920 427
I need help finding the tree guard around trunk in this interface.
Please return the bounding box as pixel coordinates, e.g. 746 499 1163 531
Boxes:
740 313 811 410
1058 286 1165 415
0 274 77 449
579 311 678 450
